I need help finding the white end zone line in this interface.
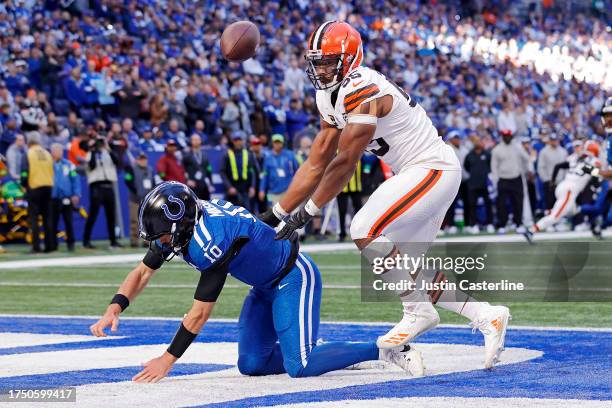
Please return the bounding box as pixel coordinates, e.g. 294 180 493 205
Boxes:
0 230 604 270
0 314 610 333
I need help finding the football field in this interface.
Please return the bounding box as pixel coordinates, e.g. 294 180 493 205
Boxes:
0 238 611 407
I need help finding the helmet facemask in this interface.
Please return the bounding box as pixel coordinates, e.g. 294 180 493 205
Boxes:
601 112 612 136
305 51 344 92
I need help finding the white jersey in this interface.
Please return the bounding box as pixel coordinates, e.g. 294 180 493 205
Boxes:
559 153 599 193
315 66 459 174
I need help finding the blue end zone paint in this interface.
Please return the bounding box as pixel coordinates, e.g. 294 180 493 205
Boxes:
1 317 611 405
1 364 232 389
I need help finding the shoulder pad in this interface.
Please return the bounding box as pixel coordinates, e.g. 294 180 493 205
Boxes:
338 68 381 113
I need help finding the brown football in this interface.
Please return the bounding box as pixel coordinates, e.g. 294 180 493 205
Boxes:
221 21 260 62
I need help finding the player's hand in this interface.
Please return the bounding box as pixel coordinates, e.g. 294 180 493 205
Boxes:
90 306 121 337
132 353 176 383
258 208 282 228
580 163 593 174
248 187 255 198
275 206 312 240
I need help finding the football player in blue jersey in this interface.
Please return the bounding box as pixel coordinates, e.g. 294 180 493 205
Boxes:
90 181 423 382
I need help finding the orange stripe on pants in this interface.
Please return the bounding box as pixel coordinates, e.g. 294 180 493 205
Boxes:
368 169 442 237
554 191 571 219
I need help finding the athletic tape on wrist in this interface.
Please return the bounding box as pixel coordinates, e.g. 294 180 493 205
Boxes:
304 199 320 216
272 202 289 219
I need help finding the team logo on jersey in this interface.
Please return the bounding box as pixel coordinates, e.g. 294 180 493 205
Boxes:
161 195 185 221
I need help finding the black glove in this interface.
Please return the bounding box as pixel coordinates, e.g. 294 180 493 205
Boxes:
580 163 594 175
258 208 282 228
275 206 313 240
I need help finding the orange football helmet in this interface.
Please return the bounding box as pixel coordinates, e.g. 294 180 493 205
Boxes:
584 140 600 157
305 21 363 91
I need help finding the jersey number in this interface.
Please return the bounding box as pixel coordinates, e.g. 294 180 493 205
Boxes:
203 244 223 263
375 71 417 108
369 137 390 156
341 72 362 88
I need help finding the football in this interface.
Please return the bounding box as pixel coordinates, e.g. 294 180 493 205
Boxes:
221 20 260 62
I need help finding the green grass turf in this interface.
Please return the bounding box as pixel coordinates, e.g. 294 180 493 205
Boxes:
0 251 610 328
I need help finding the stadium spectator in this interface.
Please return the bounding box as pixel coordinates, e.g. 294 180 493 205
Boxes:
166 119 188 149
139 126 164 153
83 135 120 249
491 130 530 232
5 133 26 180
183 134 213 200
124 151 154 248
50 143 80 252
21 131 53 253
113 77 144 120
537 133 568 210
156 140 185 183
260 134 299 206
464 136 494 233
220 131 256 208
286 98 309 149
249 135 267 213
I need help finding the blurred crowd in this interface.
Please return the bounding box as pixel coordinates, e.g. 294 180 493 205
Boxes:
0 0 610 251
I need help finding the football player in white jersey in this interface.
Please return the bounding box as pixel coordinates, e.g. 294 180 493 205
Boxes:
259 21 510 369
524 140 602 242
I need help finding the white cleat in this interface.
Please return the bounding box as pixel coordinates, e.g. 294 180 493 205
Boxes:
470 305 511 369
377 302 439 349
380 345 425 377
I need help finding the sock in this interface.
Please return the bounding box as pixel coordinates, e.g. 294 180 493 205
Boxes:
414 268 489 320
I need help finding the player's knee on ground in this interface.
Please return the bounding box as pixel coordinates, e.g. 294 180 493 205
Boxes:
237 354 270 376
283 357 311 378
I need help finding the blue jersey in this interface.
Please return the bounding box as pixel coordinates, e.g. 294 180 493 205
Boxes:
182 199 296 288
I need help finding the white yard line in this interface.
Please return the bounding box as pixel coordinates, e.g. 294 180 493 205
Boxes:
0 314 610 332
0 230 604 270
0 282 361 290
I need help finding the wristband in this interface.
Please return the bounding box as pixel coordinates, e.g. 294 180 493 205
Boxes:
272 202 289 219
167 323 198 358
592 168 600 177
304 199 320 216
110 294 129 312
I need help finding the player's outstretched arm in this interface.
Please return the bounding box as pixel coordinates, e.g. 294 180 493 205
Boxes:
260 119 340 227
275 103 379 240
90 262 157 337
133 300 215 383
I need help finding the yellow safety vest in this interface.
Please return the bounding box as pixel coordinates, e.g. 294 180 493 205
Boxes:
228 149 248 181
26 145 53 189
343 160 362 193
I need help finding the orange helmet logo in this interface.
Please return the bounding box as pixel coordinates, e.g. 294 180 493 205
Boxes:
305 21 363 91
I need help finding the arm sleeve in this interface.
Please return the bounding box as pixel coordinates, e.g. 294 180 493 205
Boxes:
551 162 569 183
193 266 228 302
142 246 166 270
